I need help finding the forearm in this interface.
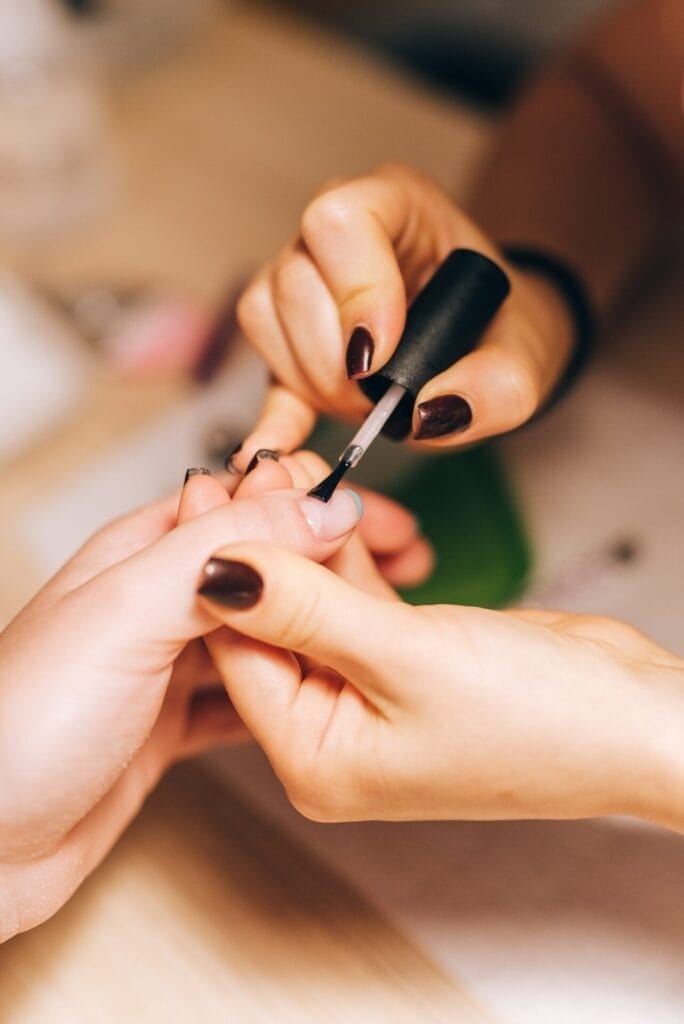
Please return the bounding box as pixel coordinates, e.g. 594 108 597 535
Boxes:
470 0 684 319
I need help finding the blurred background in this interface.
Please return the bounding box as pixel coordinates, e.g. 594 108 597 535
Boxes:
1 5 684 1024
0 0 638 619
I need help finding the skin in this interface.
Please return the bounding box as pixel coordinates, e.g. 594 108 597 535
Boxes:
4 0 682 939
0 458 374 941
179 456 684 837
187 0 683 832
198 534 684 835
228 0 682 460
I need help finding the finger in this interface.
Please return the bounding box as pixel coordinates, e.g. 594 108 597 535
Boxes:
70 486 364 650
167 638 221 697
232 450 293 500
285 455 424 579
299 175 411 378
196 542 409 703
33 492 180 610
236 265 321 411
277 449 396 599
352 485 419 557
177 468 231 523
233 384 317 472
411 275 571 447
0 487 364 848
374 538 435 589
271 244 371 415
207 625 304 753
176 689 249 759
208 611 376 824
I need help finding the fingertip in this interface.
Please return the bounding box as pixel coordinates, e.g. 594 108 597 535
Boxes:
412 394 473 442
197 557 264 611
355 487 419 553
178 468 231 522
376 538 435 588
233 452 294 498
298 487 363 542
345 325 375 379
342 294 406 380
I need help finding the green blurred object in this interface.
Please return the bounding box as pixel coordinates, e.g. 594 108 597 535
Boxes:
311 419 532 608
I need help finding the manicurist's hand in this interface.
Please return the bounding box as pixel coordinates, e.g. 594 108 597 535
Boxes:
232 163 575 463
0 472 362 941
197 540 684 833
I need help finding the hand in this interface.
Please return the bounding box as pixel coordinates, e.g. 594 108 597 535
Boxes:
233 163 576 463
197 540 684 832
223 448 434 590
0 475 361 940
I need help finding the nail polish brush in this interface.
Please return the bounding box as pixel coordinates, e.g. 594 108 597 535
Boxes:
308 248 510 502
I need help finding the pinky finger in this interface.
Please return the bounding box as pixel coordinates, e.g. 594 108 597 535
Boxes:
177 690 250 759
374 538 435 589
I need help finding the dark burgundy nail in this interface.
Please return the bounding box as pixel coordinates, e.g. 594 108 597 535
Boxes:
244 448 280 475
224 442 243 475
184 467 211 485
345 326 374 379
198 558 263 609
413 395 473 440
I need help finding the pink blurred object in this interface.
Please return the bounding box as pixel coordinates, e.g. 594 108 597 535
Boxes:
104 295 213 376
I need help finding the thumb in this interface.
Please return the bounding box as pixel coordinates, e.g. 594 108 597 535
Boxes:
196 541 408 704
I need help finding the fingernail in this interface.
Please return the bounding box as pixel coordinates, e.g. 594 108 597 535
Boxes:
244 448 280 475
298 488 363 540
198 558 263 609
413 395 472 440
224 441 243 475
345 326 374 379
184 467 211 485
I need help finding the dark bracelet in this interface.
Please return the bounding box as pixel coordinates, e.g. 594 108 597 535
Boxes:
501 245 597 414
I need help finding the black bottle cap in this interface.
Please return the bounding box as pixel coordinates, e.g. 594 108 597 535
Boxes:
358 248 510 439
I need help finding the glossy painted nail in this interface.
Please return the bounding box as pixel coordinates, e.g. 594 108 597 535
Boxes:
244 448 280 475
184 467 211 485
298 488 363 540
345 326 374 379
413 395 472 440
198 558 263 609
224 441 243 475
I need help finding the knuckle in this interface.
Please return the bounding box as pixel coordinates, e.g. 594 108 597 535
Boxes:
284 765 354 823
272 254 310 306
236 279 270 336
584 615 642 646
301 191 355 242
274 588 324 654
285 773 332 822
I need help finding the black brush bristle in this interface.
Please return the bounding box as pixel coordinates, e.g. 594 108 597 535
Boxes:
307 460 352 502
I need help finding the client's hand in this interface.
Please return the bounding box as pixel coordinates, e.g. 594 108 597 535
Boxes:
197 530 684 833
0 476 361 941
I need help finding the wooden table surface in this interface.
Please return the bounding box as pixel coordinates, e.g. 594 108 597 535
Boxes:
0 5 501 1021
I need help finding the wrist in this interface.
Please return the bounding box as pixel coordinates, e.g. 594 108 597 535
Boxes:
502 245 597 413
513 267 576 398
616 656 684 832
